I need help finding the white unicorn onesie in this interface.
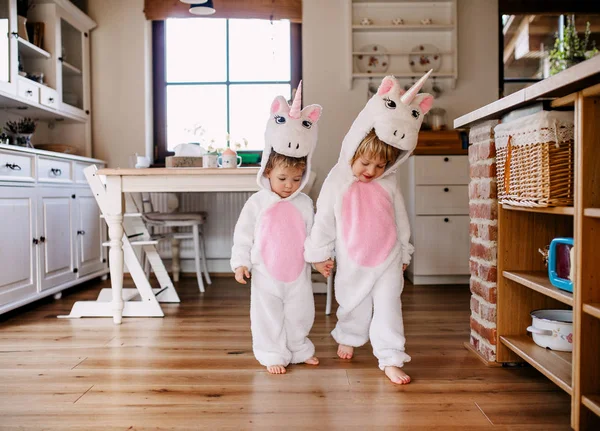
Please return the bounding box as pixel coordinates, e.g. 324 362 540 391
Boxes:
305 71 433 383
231 83 323 373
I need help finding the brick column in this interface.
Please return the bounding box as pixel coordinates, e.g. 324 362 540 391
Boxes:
468 120 499 362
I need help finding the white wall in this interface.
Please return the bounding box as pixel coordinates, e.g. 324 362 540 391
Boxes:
87 0 152 168
302 0 499 197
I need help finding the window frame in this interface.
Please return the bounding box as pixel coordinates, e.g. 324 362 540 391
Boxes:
152 19 302 165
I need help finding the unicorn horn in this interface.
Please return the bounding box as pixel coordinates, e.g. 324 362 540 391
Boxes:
289 80 303 119
400 69 433 105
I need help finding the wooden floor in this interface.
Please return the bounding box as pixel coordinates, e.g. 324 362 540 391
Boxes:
0 277 571 430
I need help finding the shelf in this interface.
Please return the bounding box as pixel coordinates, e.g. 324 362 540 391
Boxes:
353 25 454 31
503 271 573 306
584 208 600 218
501 335 572 395
502 204 575 215
583 303 600 320
582 395 600 417
17 37 51 59
353 51 453 55
353 72 455 78
61 61 82 76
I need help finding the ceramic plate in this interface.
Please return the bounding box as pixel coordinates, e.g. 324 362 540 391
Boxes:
355 44 390 74
409 44 441 73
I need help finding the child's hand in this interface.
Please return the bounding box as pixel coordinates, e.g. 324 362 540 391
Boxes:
235 266 250 284
402 264 408 271
315 259 334 278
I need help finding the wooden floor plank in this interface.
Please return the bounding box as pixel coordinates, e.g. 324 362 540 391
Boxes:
0 278 571 429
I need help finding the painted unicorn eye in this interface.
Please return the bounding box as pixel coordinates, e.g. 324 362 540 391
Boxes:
412 110 420 119
384 97 396 109
274 115 286 124
302 120 312 129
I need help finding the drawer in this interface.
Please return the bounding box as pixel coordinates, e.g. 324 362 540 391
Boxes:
74 162 100 184
17 77 40 103
40 86 59 109
413 155 469 185
37 156 72 183
415 185 469 215
412 215 470 275
0 150 35 182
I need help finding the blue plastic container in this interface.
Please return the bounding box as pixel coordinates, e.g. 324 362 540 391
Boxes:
548 237 574 293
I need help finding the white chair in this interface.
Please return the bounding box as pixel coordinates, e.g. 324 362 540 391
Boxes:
131 193 212 293
303 171 333 315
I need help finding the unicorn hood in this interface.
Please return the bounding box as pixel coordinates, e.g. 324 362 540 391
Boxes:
257 81 323 200
338 71 434 179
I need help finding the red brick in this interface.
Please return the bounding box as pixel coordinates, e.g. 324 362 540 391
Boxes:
470 259 498 283
470 335 496 361
470 296 480 315
470 278 497 303
477 223 498 242
469 180 497 200
470 163 496 179
470 316 497 345
479 301 497 322
469 201 498 220
470 241 497 261
468 141 496 164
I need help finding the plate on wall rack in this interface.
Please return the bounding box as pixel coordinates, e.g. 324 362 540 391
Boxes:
355 44 390 74
409 44 441 73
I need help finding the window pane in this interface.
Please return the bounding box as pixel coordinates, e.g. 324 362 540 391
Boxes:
166 85 227 151
229 84 291 151
229 19 290 82
166 18 226 83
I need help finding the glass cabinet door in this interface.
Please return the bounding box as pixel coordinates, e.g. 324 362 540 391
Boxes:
0 0 16 94
59 18 83 111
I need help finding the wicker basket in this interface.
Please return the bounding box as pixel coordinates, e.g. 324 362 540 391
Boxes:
494 111 574 208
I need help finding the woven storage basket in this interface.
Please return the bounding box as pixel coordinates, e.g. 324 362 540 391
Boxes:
494 111 574 208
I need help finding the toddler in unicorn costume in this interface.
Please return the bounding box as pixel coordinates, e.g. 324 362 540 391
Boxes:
306 71 434 384
231 83 323 375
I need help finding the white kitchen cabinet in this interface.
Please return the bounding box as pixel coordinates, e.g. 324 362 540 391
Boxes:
406 154 470 284
37 186 76 290
0 145 108 314
0 0 17 96
0 185 37 306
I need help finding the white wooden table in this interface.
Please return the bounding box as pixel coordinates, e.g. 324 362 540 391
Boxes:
98 167 260 324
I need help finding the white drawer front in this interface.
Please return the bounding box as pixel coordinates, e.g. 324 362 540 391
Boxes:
37 157 72 183
75 162 100 184
414 155 469 185
415 185 469 215
40 86 59 109
0 150 35 182
412 215 470 275
17 78 40 103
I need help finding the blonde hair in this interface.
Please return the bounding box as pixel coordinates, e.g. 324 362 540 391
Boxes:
264 151 307 176
351 129 401 166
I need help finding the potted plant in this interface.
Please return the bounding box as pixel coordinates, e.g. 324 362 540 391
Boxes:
548 17 598 76
4 117 36 148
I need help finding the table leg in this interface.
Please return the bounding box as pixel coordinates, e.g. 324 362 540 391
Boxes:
105 176 125 324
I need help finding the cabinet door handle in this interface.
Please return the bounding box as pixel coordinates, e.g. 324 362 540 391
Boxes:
5 163 22 170
444 157 449 162
71 194 76 199
40 236 46 243
26 90 33 96
77 230 86 235
444 218 450 223
51 168 62 176
444 187 449 192
11 32 18 39
32 238 39 245
48 97 55 103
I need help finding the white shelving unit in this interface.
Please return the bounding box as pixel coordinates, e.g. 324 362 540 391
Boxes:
346 0 458 89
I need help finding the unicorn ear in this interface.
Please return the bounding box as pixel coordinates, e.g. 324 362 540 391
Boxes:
302 104 322 123
377 76 399 96
413 93 434 115
270 96 290 115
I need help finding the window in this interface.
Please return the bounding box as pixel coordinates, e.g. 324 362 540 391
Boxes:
153 18 301 164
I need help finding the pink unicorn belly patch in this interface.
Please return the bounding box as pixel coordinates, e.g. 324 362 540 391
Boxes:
260 201 306 282
342 181 397 267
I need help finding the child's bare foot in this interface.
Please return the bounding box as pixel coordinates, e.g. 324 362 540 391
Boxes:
305 356 319 365
267 365 286 374
384 366 411 385
337 344 354 359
